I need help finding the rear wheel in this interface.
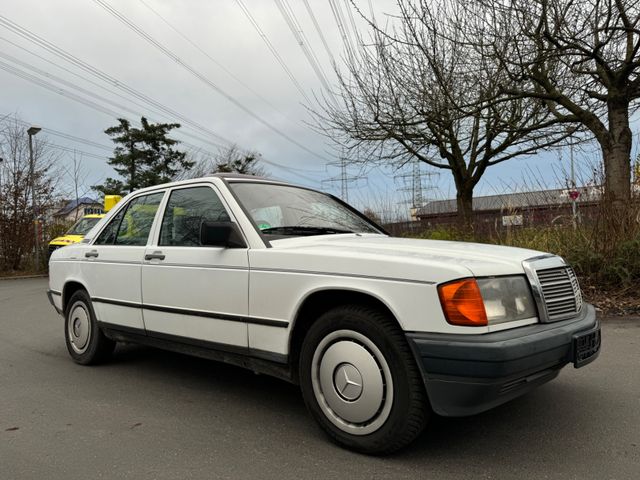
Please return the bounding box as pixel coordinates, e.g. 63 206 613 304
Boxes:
299 305 429 454
64 289 115 365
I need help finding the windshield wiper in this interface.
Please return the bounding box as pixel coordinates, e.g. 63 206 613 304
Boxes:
259 226 354 236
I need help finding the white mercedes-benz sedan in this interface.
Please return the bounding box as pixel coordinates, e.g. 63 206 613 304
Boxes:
47 174 600 454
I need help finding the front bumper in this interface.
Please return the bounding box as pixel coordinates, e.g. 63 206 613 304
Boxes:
407 303 600 417
47 289 63 315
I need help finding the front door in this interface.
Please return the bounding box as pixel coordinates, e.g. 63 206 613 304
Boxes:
140 184 250 350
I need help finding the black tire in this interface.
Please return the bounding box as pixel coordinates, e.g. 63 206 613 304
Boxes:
299 304 429 455
64 289 115 365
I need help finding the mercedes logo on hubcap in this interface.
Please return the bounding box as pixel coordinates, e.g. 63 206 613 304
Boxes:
333 363 363 401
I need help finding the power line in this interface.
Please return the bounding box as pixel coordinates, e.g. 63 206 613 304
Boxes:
273 0 337 105
5 110 323 186
47 142 109 161
2 117 109 160
0 54 217 154
6 113 113 152
367 0 378 25
261 158 321 183
0 15 238 146
93 0 329 162
233 0 312 104
137 0 291 122
0 51 151 119
0 59 124 119
0 15 324 177
0 58 324 186
0 15 327 185
0 57 231 159
341 0 363 49
0 35 241 153
328 0 358 59
0 18 315 171
302 0 337 69
44 130 111 152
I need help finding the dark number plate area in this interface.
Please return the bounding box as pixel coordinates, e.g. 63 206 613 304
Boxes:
573 328 601 368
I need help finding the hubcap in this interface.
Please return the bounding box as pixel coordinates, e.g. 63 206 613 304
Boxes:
311 330 393 436
67 302 91 354
334 363 363 401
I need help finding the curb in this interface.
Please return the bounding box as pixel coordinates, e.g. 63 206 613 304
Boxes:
0 274 48 281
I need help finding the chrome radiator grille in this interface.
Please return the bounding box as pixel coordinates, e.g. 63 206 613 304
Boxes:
536 266 583 321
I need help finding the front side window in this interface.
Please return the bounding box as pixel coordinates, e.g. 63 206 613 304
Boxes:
159 186 231 247
229 182 381 236
94 192 164 246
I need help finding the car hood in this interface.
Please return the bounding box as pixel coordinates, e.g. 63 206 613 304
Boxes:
267 234 550 282
50 235 84 245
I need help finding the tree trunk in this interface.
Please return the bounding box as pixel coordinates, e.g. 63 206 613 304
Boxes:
601 98 633 235
603 98 632 207
456 185 474 229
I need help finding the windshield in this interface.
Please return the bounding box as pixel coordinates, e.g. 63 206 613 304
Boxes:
67 217 101 235
229 182 381 236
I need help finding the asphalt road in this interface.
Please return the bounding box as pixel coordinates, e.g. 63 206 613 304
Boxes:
1 278 639 480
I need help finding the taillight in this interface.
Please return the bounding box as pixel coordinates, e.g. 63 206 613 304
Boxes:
438 278 488 326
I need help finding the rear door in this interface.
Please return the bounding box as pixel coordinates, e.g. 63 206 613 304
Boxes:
140 184 250 350
84 191 165 330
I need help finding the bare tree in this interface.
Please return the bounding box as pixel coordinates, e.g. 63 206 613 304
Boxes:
0 116 59 271
212 145 267 176
316 0 570 225
469 0 640 224
180 145 267 179
64 152 91 221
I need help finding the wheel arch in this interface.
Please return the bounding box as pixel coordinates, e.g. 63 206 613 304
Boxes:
62 279 90 313
288 287 403 382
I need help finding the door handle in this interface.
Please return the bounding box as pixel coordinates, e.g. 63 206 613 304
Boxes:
145 251 165 261
85 250 99 258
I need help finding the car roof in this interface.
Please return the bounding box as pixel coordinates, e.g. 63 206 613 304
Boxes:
129 174 299 195
210 172 269 180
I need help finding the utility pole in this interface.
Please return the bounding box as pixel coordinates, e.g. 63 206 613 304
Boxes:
27 125 41 269
322 150 365 202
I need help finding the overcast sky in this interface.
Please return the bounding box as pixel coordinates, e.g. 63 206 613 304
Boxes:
0 0 612 217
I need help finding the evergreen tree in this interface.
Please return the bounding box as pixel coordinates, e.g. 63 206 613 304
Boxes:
94 117 193 195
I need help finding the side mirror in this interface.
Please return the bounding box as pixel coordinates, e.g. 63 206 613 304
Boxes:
200 221 247 248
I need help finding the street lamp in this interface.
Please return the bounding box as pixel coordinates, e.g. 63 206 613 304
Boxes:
28 126 42 269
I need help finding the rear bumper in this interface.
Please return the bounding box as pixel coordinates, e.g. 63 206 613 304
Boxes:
407 304 600 417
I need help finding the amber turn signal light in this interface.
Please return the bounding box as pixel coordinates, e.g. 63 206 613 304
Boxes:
438 278 488 326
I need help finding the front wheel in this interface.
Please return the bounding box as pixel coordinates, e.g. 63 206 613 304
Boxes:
64 289 115 365
299 305 429 454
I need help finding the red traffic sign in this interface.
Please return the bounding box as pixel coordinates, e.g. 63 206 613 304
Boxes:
568 190 580 200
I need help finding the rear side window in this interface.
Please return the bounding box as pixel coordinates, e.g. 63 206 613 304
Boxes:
94 192 164 246
67 217 101 235
159 186 230 247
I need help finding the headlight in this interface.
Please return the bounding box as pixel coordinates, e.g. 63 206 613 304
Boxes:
438 276 536 326
477 276 536 325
